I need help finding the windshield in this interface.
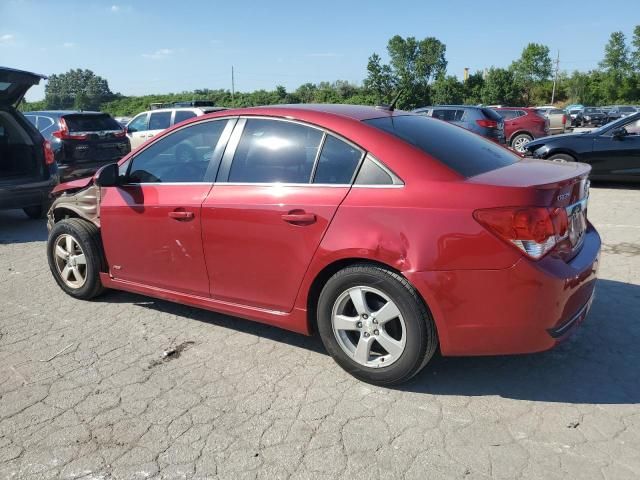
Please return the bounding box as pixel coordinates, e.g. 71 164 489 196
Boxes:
364 115 518 178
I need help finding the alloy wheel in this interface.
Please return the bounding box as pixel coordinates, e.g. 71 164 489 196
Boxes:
53 234 87 289
513 136 531 152
331 286 406 368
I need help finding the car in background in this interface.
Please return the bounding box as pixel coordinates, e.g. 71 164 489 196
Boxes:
604 105 638 123
575 107 607 127
535 106 570 134
567 108 582 127
24 111 130 181
0 67 58 219
126 106 227 149
47 104 600 385
564 104 584 113
114 116 131 128
524 112 640 182
492 107 549 152
412 105 505 144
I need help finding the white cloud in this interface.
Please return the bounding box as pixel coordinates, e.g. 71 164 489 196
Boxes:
305 52 342 58
62 42 75 48
110 4 132 13
110 5 120 12
142 48 174 60
0 34 15 44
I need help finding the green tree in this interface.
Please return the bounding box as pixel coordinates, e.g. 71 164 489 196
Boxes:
45 69 114 110
431 75 464 104
510 43 552 104
632 25 640 71
600 31 630 72
481 68 520 105
463 72 484 104
363 53 396 103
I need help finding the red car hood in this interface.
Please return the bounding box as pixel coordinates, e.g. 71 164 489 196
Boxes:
52 176 94 194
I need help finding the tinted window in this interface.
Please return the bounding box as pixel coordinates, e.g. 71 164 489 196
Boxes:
149 111 172 130
25 115 37 127
63 114 122 132
128 120 229 183
364 115 518 177
481 108 503 122
624 118 640 135
174 110 197 124
354 156 396 185
228 119 322 183
432 109 464 121
495 110 519 120
127 113 148 133
37 116 56 135
313 136 363 184
620 106 636 113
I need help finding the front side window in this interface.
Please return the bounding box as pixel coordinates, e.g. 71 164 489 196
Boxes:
313 135 363 184
127 113 148 133
149 111 172 130
624 118 640 135
228 119 323 183
174 110 198 124
128 120 229 183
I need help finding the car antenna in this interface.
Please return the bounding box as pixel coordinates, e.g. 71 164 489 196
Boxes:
376 89 404 112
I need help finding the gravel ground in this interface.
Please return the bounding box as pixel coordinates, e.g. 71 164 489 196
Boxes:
0 184 638 480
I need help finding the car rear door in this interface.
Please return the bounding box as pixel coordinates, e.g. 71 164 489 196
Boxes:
147 111 172 141
201 118 364 312
100 118 236 296
590 117 640 178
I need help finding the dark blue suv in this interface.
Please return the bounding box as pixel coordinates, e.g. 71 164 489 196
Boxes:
412 105 506 144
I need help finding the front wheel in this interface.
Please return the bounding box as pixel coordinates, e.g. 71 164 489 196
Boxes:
317 264 438 386
511 133 533 153
548 153 575 163
47 218 106 299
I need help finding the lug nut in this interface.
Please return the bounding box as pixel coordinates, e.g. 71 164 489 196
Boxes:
362 314 368 319
372 319 378 324
356 322 362 328
374 329 379 335
364 332 370 337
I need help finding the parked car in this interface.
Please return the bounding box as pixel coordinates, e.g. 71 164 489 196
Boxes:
126 106 227 149
575 107 607 127
492 107 549 152
568 108 582 127
0 67 58 219
603 105 638 123
46 104 600 385
535 107 570 134
412 105 505 144
524 112 640 182
24 111 131 181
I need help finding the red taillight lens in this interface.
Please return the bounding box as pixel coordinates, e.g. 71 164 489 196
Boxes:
43 139 55 165
52 118 89 140
474 206 568 259
113 130 126 138
476 119 498 128
562 114 567 125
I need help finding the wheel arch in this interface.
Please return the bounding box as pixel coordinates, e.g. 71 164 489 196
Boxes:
508 130 534 144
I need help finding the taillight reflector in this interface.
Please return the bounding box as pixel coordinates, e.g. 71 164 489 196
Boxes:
43 139 55 165
474 206 569 259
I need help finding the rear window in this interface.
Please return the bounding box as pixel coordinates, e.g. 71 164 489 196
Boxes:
364 115 519 177
481 108 503 122
63 114 122 132
620 106 636 112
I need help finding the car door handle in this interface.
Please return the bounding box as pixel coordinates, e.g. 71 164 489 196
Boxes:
168 210 194 220
281 211 316 225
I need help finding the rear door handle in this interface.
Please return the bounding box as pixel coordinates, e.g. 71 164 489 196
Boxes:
281 211 316 225
168 210 194 220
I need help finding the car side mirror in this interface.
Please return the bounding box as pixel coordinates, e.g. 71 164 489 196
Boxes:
94 163 121 187
612 127 628 139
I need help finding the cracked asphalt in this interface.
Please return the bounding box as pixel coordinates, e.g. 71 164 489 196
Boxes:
1 184 639 480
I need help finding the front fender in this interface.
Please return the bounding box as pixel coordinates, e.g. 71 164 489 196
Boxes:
47 184 101 231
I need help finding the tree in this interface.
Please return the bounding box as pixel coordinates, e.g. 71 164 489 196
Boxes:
363 53 396 103
600 31 630 72
632 25 640 71
510 43 552 104
481 68 520 105
45 69 114 110
431 75 464 105
463 72 484 105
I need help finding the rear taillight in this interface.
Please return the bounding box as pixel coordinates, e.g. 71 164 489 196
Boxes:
562 114 567 125
113 130 126 138
51 117 89 140
476 119 498 128
474 206 568 260
43 139 55 165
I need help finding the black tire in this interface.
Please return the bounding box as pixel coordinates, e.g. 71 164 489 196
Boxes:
548 153 576 163
510 133 533 153
317 264 438 386
47 218 107 299
23 205 45 219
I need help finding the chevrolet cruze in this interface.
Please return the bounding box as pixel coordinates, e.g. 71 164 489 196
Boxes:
46 104 601 385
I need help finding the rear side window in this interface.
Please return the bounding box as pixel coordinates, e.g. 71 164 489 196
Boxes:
495 110 519 120
174 110 197 124
354 155 402 185
149 111 172 130
25 115 37 127
364 115 519 178
228 119 323 183
481 108 503 122
63 114 121 132
313 135 363 184
432 109 464 121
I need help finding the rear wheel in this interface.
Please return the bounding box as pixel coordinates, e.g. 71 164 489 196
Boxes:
548 153 575 163
317 264 438 386
47 218 106 299
511 133 533 153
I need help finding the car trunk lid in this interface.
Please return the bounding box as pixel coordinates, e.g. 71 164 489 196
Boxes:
57 114 129 163
0 67 47 106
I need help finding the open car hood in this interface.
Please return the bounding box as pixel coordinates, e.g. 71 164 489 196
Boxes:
0 67 47 106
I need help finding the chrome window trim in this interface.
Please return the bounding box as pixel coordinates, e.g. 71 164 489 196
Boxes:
212 182 351 188
121 182 215 187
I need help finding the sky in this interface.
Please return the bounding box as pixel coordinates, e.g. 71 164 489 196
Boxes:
1 0 638 101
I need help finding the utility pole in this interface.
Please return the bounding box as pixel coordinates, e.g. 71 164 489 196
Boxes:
551 50 560 105
231 66 235 99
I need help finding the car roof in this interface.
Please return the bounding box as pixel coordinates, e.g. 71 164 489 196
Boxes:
25 110 105 116
415 105 484 110
201 104 410 122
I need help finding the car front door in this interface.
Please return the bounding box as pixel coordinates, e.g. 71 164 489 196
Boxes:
201 118 364 312
590 117 640 179
100 118 236 295
126 113 149 149
147 111 172 141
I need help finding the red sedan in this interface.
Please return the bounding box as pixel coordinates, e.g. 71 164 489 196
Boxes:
46 104 600 385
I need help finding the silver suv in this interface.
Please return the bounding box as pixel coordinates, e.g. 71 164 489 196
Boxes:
413 105 505 144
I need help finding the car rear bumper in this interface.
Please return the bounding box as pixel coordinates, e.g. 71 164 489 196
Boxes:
405 224 601 356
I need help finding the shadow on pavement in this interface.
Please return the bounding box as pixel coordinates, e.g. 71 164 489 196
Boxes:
97 277 639 404
0 209 48 244
591 180 640 190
